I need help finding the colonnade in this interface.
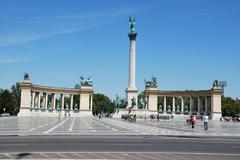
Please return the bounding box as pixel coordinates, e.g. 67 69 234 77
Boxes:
144 86 223 120
153 96 211 115
18 78 94 117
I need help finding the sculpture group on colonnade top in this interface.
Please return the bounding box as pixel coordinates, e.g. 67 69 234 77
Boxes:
80 75 93 86
24 72 30 80
144 76 157 88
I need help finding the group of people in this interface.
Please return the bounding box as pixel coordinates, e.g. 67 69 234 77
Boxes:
188 114 209 130
58 112 70 120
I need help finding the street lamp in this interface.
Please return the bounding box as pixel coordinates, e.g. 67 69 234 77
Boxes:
3 108 5 114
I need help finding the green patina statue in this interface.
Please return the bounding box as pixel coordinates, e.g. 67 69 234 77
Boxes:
24 72 30 80
129 16 136 33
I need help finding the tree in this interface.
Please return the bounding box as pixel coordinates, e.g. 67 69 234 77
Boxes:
10 82 21 115
0 90 14 114
222 96 240 117
92 93 114 116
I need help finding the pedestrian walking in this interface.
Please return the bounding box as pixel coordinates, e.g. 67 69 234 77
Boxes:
204 114 209 130
144 113 147 121
191 115 195 128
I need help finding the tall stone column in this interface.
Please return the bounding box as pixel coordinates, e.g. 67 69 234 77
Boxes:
70 94 73 110
189 96 192 113
172 97 175 112
61 94 64 110
205 97 208 113
181 97 184 113
31 92 35 108
198 97 201 115
45 93 48 109
164 96 167 113
126 18 138 109
37 93 41 109
52 93 56 110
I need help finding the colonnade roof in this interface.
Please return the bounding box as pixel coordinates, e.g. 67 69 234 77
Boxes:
30 84 93 95
145 88 222 96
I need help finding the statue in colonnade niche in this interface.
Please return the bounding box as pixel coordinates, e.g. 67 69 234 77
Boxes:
74 103 78 111
65 103 69 111
144 76 157 88
80 75 93 86
167 105 171 112
158 105 163 112
176 106 180 112
184 105 189 112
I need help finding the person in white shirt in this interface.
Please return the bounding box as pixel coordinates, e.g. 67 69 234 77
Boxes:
204 114 209 130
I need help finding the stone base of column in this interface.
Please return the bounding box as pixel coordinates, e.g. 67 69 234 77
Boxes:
212 112 222 120
17 108 32 117
79 110 93 117
126 88 138 109
113 108 151 119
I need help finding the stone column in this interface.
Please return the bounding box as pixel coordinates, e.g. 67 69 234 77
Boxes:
90 94 93 110
172 97 175 112
205 96 208 113
181 97 184 113
37 93 41 109
61 94 64 110
198 97 201 115
52 93 56 110
70 94 73 110
31 92 35 108
128 32 137 90
45 93 48 109
42 93 46 109
126 30 138 108
164 96 167 113
189 96 192 113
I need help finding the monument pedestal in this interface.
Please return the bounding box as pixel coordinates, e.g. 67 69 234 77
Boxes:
126 88 138 109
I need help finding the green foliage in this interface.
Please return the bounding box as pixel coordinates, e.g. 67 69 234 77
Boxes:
92 93 115 115
222 96 240 117
113 95 128 109
0 83 21 115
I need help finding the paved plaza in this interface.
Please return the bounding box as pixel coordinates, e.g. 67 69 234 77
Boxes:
0 116 240 136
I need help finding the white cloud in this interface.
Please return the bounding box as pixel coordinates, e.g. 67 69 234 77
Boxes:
0 58 31 64
0 6 149 47
0 28 84 47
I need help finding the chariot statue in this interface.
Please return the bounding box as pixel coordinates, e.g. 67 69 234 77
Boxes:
80 75 93 86
144 76 157 88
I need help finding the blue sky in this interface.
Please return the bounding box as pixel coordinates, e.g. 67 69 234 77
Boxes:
0 0 239 99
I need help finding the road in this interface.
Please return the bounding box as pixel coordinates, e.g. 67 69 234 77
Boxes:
0 135 239 153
